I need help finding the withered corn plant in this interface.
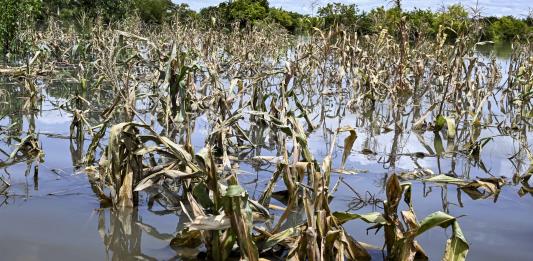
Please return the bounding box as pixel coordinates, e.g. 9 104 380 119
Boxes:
1 10 532 260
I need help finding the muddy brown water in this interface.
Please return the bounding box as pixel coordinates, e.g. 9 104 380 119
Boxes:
1 48 532 260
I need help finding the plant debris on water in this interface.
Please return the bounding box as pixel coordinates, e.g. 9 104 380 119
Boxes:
0 5 532 261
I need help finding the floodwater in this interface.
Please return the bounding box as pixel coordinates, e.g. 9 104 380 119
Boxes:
1 46 532 261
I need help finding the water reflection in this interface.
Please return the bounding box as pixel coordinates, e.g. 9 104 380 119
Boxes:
98 208 147 260
0 44 533 260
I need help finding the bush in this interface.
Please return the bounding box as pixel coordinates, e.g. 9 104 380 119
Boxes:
0 0 41 55
489 16 529 41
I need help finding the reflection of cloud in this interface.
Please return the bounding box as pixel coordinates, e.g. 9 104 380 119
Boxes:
172 0 531 17
36 110 72 125
348 153 378 166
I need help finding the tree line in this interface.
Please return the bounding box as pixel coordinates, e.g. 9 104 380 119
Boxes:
1 0 532 55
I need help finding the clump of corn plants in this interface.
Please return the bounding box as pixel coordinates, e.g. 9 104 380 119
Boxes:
1 9 532 260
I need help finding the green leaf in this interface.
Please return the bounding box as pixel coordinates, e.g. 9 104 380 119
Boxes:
262 227 296 251
414 212 469 260
443 221 469 261
225 185 246 197
435 115 446 132
193 182 214 209
434 132 445 156
416 211 456 236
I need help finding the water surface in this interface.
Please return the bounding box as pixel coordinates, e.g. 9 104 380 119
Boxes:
1 46 532 260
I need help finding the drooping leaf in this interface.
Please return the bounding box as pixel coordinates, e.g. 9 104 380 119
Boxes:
187 214 231 231
416 211 456 236
444 116 456 139
262 227 296 251
443 221 469 261
434 132 445 156
338 127 357 169
415 212 469 261
332 211 387 225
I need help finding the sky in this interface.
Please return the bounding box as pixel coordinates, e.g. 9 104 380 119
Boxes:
172 0 533 17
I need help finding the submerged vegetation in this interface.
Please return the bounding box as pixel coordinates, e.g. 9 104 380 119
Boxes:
1 0 533 260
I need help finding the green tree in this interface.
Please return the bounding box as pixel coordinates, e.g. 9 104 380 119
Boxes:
228 0 269 26
199 3 230 28
199 0 278 29
41 0 136 23
432 4 470 40
365 7 401 35
267 8 304 32
317 3 358 28
406 9 436 39
0 0 41 56
134 0 174 24
42 0 72 19
489 16 529 41
79 0 135 22
527 13 533 27
174 4 197 24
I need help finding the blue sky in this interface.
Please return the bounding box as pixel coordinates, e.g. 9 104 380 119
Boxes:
172 0 532 17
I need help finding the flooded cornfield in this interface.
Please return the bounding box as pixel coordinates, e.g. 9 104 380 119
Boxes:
0 20 532 261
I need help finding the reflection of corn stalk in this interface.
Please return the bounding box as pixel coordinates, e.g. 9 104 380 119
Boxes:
0 176 9 194
97 208 148 260
6 134 44 165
